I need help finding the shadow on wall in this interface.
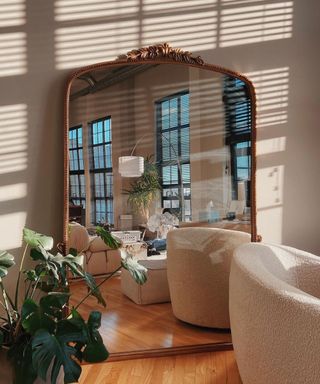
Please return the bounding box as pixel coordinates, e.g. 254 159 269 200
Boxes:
1 0 319 253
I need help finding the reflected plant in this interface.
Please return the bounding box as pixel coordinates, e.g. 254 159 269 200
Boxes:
124 156 161 221
0 227 147 384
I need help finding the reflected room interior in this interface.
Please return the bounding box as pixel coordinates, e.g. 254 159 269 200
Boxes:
67 62 253 356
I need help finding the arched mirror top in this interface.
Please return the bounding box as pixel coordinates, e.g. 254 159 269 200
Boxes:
63 43 257 248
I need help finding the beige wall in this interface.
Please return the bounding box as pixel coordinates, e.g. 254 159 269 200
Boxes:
1 0 320 286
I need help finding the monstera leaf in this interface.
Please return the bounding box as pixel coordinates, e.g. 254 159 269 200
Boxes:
69 309 109 363
50 252 84 273
32 323 85 384
96 226 122 249
22 293 70 335
23 227 53 250
0 250 15 278
7 334 37 384
83 311 109 362
121 253 147 285
83 272 107 307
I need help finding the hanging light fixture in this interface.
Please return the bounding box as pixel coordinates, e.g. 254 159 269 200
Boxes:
118 136 146 177
118 155 144 177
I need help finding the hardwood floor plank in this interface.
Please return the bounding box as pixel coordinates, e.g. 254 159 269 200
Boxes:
79 351 242 384
70 276 231 354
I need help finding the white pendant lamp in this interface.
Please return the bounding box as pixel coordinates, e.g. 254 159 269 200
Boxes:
118 155 144 177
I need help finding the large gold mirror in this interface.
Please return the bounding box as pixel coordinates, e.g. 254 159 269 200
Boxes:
63 44 256 360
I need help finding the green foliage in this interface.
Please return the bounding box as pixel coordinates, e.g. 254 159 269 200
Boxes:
0 226 148 383
0 250 15 278
121 254 147 285
7 334 37 384
32 327 84 384
124 156 161 219
23 228 53 250
22 293 70 335
96 226 122 249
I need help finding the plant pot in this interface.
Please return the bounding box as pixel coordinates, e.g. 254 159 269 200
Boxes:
0 348 12 383
0 349 66 384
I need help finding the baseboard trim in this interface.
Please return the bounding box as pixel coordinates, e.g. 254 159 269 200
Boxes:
106 342 233 362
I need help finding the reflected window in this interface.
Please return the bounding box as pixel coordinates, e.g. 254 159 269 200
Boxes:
89 117 114 225
224 78 252 205
156 91 191 220
69 126 86 208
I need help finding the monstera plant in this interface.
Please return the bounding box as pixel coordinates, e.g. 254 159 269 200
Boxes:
0 227 147 384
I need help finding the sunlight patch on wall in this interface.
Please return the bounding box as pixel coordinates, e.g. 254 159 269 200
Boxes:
0 212 27 249
257 165 283 209
256 137 286 156
54 0 139 21
0 33 27 77
0 0 26 27
142 11 217 51
246 67 289 128
256 165 284 243
143 0 217 13
222 0 272 4
0 104 27 174
219 1 293 47
55 21 139 69
0 183 27 203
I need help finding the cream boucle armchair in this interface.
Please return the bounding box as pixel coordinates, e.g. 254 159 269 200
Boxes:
69 222 121 276
230 243 320 384
166 227 251 328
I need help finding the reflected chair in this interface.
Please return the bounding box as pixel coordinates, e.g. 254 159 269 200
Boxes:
230 243 320 384
167 227 250 328
69 222 121 276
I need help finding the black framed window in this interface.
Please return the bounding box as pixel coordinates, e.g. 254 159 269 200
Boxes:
156 91 191 221
69 126 86 207
224 77 252 205
89 116 114 225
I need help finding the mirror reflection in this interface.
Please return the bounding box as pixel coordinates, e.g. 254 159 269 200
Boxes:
69 64 252 231
68 62 253 355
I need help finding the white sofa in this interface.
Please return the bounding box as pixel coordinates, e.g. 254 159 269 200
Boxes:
68 222 121 276
230 243 320 384
167 227 251 328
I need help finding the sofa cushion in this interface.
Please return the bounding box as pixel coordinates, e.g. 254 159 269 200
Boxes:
88 236 113 252
69 222 90 252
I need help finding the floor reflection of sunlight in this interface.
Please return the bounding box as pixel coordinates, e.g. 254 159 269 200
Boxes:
0 0 25 27
0 32 27 77
219 1 293 47
0 104 28 174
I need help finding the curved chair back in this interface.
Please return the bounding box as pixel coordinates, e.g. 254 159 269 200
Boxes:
167 227 250 328
230 243 320 384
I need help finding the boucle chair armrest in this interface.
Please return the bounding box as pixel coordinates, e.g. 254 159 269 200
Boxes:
230 243 320 384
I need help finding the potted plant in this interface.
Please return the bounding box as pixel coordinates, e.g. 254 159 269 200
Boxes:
124 156 162 222
0 227 147 383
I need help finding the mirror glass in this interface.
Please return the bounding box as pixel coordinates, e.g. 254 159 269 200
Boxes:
67 61 254 357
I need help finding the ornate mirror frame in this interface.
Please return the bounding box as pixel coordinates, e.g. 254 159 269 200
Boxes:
63 43 257 249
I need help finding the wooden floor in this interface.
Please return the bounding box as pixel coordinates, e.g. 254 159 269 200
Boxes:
70 276 231 354
79 351 242 384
